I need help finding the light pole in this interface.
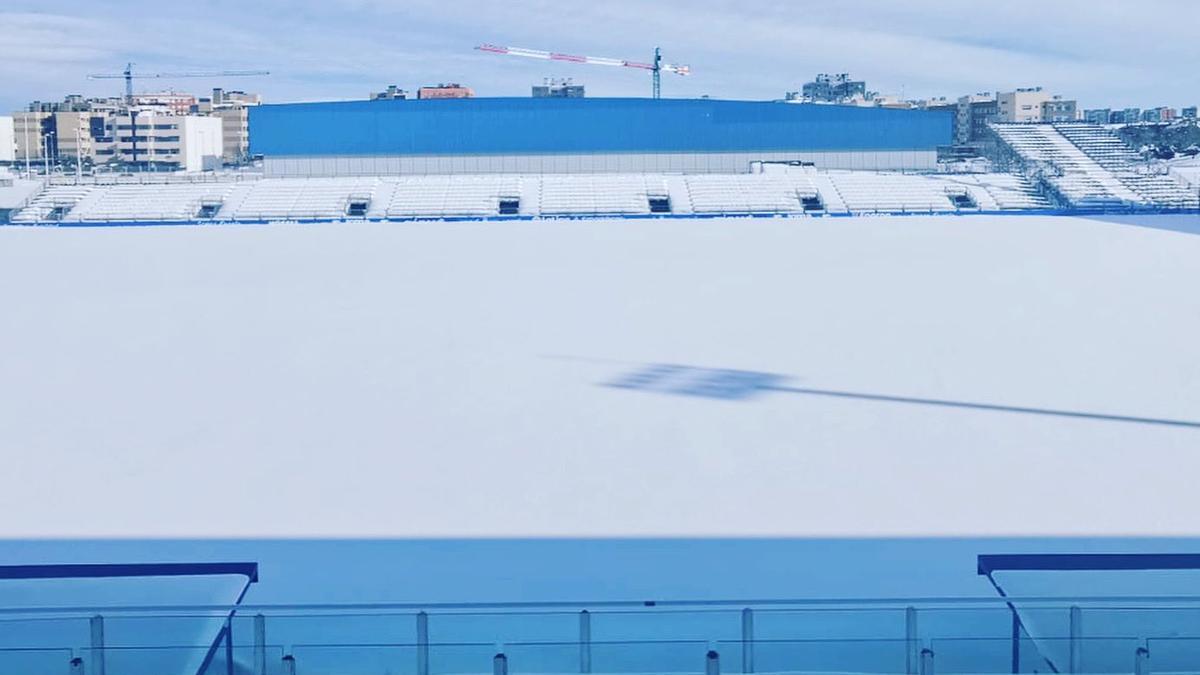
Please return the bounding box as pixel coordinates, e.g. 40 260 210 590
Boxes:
43 132 53 175
22 113 32 178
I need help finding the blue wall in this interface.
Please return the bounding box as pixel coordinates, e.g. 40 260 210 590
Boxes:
249 98 952 157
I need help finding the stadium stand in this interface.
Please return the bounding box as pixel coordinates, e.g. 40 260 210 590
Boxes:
66 183 237 222
823 171 960 213
929 173 1051 211
539 174 665 216
991 123 1199 209
224 178 382 220
385 175 523 218
1054 123 1198 209
991 124 1143 207
6 170 1059 224
9 185 96 223
684 173 819 215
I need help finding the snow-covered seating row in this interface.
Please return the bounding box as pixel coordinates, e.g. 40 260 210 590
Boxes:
684 174 813 214
824 172 958 213
539 174 665 216
226 178 382 220
1053 124 1144 169
959 174 1050 210
64 183 236 222
9 186 96 223
386 175 522 218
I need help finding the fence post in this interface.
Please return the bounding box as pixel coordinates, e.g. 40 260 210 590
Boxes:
741 608 754 674
89 615 106 675
905 607 919 675
225 618 236 675
417 611 430 675
579 610 592 674
494 653 509 675
706 650 721 675
1069 606 1082 674
919 648 935 675
1009 608 1021 674
1134 646 1150 675
254 614 267 675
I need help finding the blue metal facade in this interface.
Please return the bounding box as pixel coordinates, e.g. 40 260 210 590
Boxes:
249 98 952 157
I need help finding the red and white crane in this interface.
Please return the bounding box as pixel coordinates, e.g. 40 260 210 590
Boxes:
476 44 689 99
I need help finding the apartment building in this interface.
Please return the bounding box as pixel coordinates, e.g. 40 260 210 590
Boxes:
12 112 53 161
955 94 999 144
98 113 223 171
195 89 262 162
417 84 474 99
1040 97 1078 122
997 88 1053 123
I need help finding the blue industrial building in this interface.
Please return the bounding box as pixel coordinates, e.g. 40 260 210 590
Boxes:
250 98 953 176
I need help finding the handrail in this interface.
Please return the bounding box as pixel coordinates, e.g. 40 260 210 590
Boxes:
8 595 1200 616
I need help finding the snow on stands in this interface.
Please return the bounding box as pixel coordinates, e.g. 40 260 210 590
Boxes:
9 170 1068 224
1 215 1199 538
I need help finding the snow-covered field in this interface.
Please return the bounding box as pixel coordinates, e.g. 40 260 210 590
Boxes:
2 214 1199 537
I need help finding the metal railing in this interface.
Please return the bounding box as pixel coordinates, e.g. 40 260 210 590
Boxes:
6 597 1200 675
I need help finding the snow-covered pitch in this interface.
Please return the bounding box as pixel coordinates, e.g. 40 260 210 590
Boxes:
1 214 1198 538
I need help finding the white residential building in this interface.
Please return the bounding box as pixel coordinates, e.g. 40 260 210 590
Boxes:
997 87 1054 123
101 113 223 172
0 116 15 163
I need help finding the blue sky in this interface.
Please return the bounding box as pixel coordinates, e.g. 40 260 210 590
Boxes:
2 0 1197 112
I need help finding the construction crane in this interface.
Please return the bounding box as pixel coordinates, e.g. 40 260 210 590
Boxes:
85 63 269 169
476 44 689 99
87 63 270 104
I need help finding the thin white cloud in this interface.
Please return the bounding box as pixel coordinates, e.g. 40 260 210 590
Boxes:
2 1 1197 111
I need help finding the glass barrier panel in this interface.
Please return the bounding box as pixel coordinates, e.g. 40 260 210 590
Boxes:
930 637 1141 674
289 643 496 675
1145 637 1200 674
0 648 72 675
1083 607 1200 640
913 608 1020 642
589 640 710 674
430 612 579 645
0 617 91 650
79 646 284 675
504 642 585 673
718 639 908 674
754 609 907 641
101 614 234 649
233 613 419 648
590 611 742 642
